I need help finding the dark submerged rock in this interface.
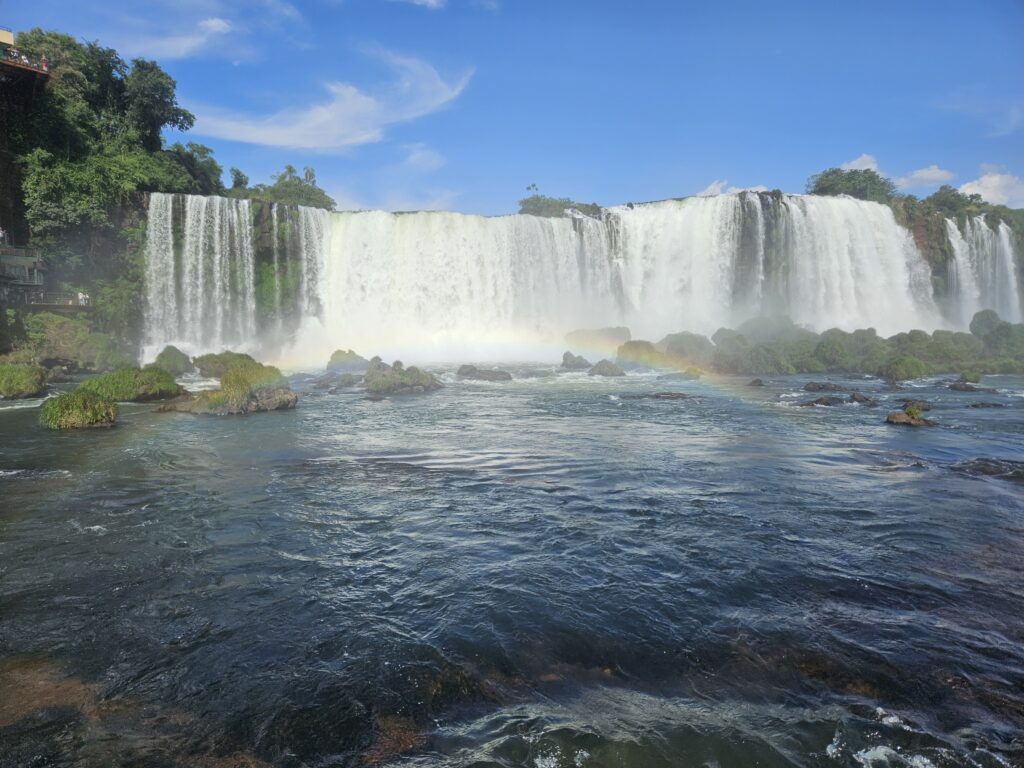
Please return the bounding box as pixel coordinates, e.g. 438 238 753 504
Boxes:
949 381 997 393
619 392 692 400
968 402 1005 408
456 364 512 382
561 351 591 370
803 381 845 392
951 458 1024 482
588 359 626 377
848 392 878 406
799 396 846 407
747 378 765 387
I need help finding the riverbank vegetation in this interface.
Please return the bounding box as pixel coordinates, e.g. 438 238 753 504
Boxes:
0 363 46 399
608 310 1024 381
39 390 118 429
76 366 183 402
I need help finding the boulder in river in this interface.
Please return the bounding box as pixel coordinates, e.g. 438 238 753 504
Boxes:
456 365 512 382
561 351 592 370
159 386 297 415
848 392 878 406
154 345 194 376
803 381 845 392
364 358 442 395
886 410 935 427
899 399 931 412
949 381 996 393
747 378 765 387
588 359 626 377
327 349 370 373
799 396 846 407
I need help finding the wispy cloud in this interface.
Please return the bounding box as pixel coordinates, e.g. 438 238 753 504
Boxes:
840 153 878 171
389 0 447 7
696 179 767 196
959 166 1024 208
192 50 473 150
894 164 954 190
121 17 232 59
940 89 1024 138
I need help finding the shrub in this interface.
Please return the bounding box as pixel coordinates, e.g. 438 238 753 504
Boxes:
40 391 117 430
154 345 193 376
0 364 46 398
193 351 257 378
77 366 183 401
905 404 923 420
878 355 928 382
969 309 1002 339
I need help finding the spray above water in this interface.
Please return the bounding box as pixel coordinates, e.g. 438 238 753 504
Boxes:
142 192 1022 365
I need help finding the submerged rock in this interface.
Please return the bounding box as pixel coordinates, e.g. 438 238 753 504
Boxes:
949 381 996 393
327 348 370 373
886 411 936 427
747 378 765 387
620 392 692 400
456 364 512 382
803 381 845 392
951 458 1024 482
561 351 591 370
968 402 1005 408
364 358 442 395
588 359 626 377
849 392 878 406
799 396 846 407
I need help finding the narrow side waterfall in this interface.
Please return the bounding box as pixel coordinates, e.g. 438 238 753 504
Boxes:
144 191 987 363
144 192 257 355
946 215 1022 325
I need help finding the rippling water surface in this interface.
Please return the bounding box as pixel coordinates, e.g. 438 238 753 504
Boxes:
1 370 1023 767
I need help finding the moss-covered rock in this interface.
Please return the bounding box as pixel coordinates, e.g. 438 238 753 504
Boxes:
40 391 118 430
327 349 370 373
77 367 184 402
0 364 46 399
193 351 258 379
153 345 194 376
364 358 442 395
159 359 296 415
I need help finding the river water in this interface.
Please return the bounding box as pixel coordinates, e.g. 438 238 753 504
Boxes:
1 370 1022 767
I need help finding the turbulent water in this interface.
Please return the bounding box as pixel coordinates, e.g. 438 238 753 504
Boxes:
138 191 1024 362
2 371 1023 766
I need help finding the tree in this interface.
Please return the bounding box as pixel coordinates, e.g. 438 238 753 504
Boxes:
230 168 249 189
970 309 1002 339
123 59 194 152
166 142 224 195
806 168 896 203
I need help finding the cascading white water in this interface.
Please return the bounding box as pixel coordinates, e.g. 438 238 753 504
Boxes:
144 192 257 357
946 215 1022 325
144 191 963 363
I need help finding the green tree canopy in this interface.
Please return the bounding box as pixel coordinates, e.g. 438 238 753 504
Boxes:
805 168 897 203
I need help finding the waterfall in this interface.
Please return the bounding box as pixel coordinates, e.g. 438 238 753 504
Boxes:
143 191 961 362
143 193 257 356
946 216 1022 325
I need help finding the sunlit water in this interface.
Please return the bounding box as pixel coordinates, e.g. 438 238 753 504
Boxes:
1 371 1022 767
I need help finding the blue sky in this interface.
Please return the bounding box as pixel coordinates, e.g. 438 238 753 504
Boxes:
6 0 1024 213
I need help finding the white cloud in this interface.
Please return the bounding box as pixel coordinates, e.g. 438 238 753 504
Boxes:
401 143 446 172
192 51 472 150
124 17 232 59
894 164 955 190
840 153 879 171
696 180 768 196
959 169 1024 208
390 0 447 7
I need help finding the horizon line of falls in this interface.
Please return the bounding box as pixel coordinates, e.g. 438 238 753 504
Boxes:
142 191 1023 363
